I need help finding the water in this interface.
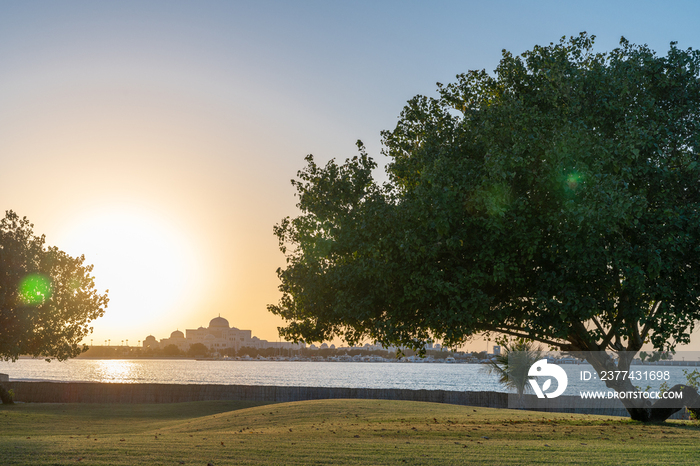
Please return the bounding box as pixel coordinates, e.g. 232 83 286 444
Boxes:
1 359 696 395
1 359 504 392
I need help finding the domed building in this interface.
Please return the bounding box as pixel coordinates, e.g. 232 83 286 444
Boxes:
144 315 305 353
156 329 189 351
186 315 255 351
209 316 229 328
143 335 159 349
201 316 230 339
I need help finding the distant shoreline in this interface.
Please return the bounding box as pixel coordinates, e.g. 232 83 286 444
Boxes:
16 355 700 366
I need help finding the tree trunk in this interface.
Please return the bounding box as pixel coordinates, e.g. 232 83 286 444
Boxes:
583 352 698 422
0 384 14 405
620 384 700 422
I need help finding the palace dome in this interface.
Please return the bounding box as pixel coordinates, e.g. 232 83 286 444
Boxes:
170 330 184 339
209 316 230 329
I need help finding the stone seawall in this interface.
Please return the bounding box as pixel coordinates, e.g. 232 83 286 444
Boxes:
2 380 670 418
4 381 509 406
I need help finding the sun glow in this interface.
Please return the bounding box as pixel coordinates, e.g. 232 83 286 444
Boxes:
91 360 141 383
54 205 204 341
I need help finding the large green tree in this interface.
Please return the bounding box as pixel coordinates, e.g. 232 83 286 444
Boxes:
269 34 700 421
0 211 109 403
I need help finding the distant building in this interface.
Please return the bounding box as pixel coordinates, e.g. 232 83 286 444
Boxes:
143 316 305 352
157 330 189 352
143 335 159 349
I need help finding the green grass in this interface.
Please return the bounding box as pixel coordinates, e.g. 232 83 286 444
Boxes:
1 399 699 465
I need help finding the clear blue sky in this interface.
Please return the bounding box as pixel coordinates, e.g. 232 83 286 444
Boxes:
1 1 699 350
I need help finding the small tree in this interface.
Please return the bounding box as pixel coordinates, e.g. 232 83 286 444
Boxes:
682 369 700 420
0 211 108 403
187 343 209 358
162 344 182 357
238 346 256 359
483 340 542 408
219 347 237 357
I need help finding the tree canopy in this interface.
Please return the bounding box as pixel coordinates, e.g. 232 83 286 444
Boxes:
187 342 210 357
269 34 700 420
0 211 109 363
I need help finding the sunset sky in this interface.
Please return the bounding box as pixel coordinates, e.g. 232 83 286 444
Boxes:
2 1 700 351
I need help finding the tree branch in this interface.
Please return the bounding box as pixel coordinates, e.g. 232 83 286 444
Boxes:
482 325 567 348
591 316 606 337
570 321 598 352
641 301 662 342
598 313 624 351
630 319 643 351
613 334 624 352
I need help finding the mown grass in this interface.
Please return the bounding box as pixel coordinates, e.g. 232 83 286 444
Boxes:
1 399 699 465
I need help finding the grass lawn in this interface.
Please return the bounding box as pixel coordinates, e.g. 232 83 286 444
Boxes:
1 399 699 465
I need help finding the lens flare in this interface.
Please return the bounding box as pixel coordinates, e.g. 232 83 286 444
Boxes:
566 173 581 190
19 273 52 305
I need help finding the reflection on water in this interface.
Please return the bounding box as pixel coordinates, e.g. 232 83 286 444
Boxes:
0 359 694 394
90 360 141 383
1 359 507 391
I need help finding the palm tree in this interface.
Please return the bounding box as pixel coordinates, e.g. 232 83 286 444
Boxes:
482 339 542 408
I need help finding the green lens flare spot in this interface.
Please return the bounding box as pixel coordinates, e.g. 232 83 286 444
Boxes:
566 173 581 190
19 273 52 305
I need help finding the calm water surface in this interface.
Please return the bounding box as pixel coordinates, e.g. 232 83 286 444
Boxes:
1 359 693 394
1 359 503 391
